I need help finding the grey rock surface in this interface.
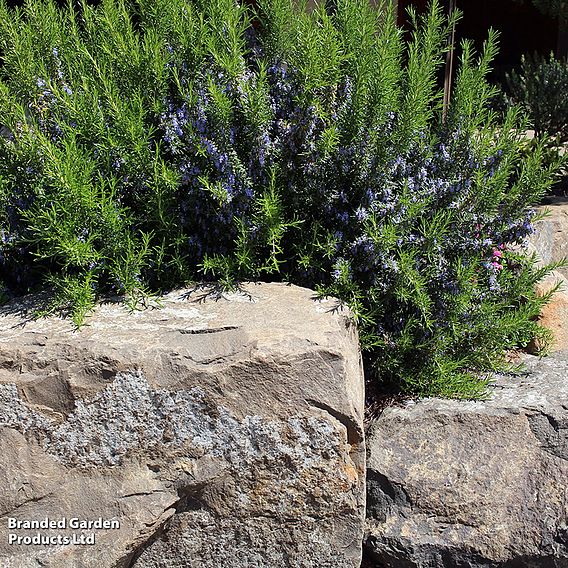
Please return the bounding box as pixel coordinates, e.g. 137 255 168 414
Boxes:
365 353 568 568
0 283 365 568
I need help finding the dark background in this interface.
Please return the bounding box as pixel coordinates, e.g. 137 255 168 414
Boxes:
3 0 562 74
397 0 559 72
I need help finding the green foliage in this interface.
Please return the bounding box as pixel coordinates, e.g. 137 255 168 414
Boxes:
519 0 568 20
0 0 562 399
506 52 568 142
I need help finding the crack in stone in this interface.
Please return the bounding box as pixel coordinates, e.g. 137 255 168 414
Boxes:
177 326 240 335
0 491 54 517
527 411 568 461
306 399 363 447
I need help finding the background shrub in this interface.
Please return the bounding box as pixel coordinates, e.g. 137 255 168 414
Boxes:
505 52 568 142
0 0 562 397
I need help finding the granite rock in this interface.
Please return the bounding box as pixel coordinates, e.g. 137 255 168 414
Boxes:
365 353 568 568
532 271 568 352
519 198 568 351
0 283 365 568
530 198 568 277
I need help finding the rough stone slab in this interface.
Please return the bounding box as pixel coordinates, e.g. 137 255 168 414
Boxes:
532 271 568 352
365 353 568 568
515 198 568 351
0 283 365 568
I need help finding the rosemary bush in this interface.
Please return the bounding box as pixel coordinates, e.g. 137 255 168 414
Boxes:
506 52 568 142
0 0 561 397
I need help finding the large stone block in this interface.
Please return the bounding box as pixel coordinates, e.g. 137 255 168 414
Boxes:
365 353 568 568
532 271 568 352
520 198 568 351
0 283 365 567
530 197 568 277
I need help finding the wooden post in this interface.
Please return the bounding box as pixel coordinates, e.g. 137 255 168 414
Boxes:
443 0 457 122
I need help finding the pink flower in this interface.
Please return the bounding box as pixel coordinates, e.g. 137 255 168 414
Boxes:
491 261 503 270
492 249 503 258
